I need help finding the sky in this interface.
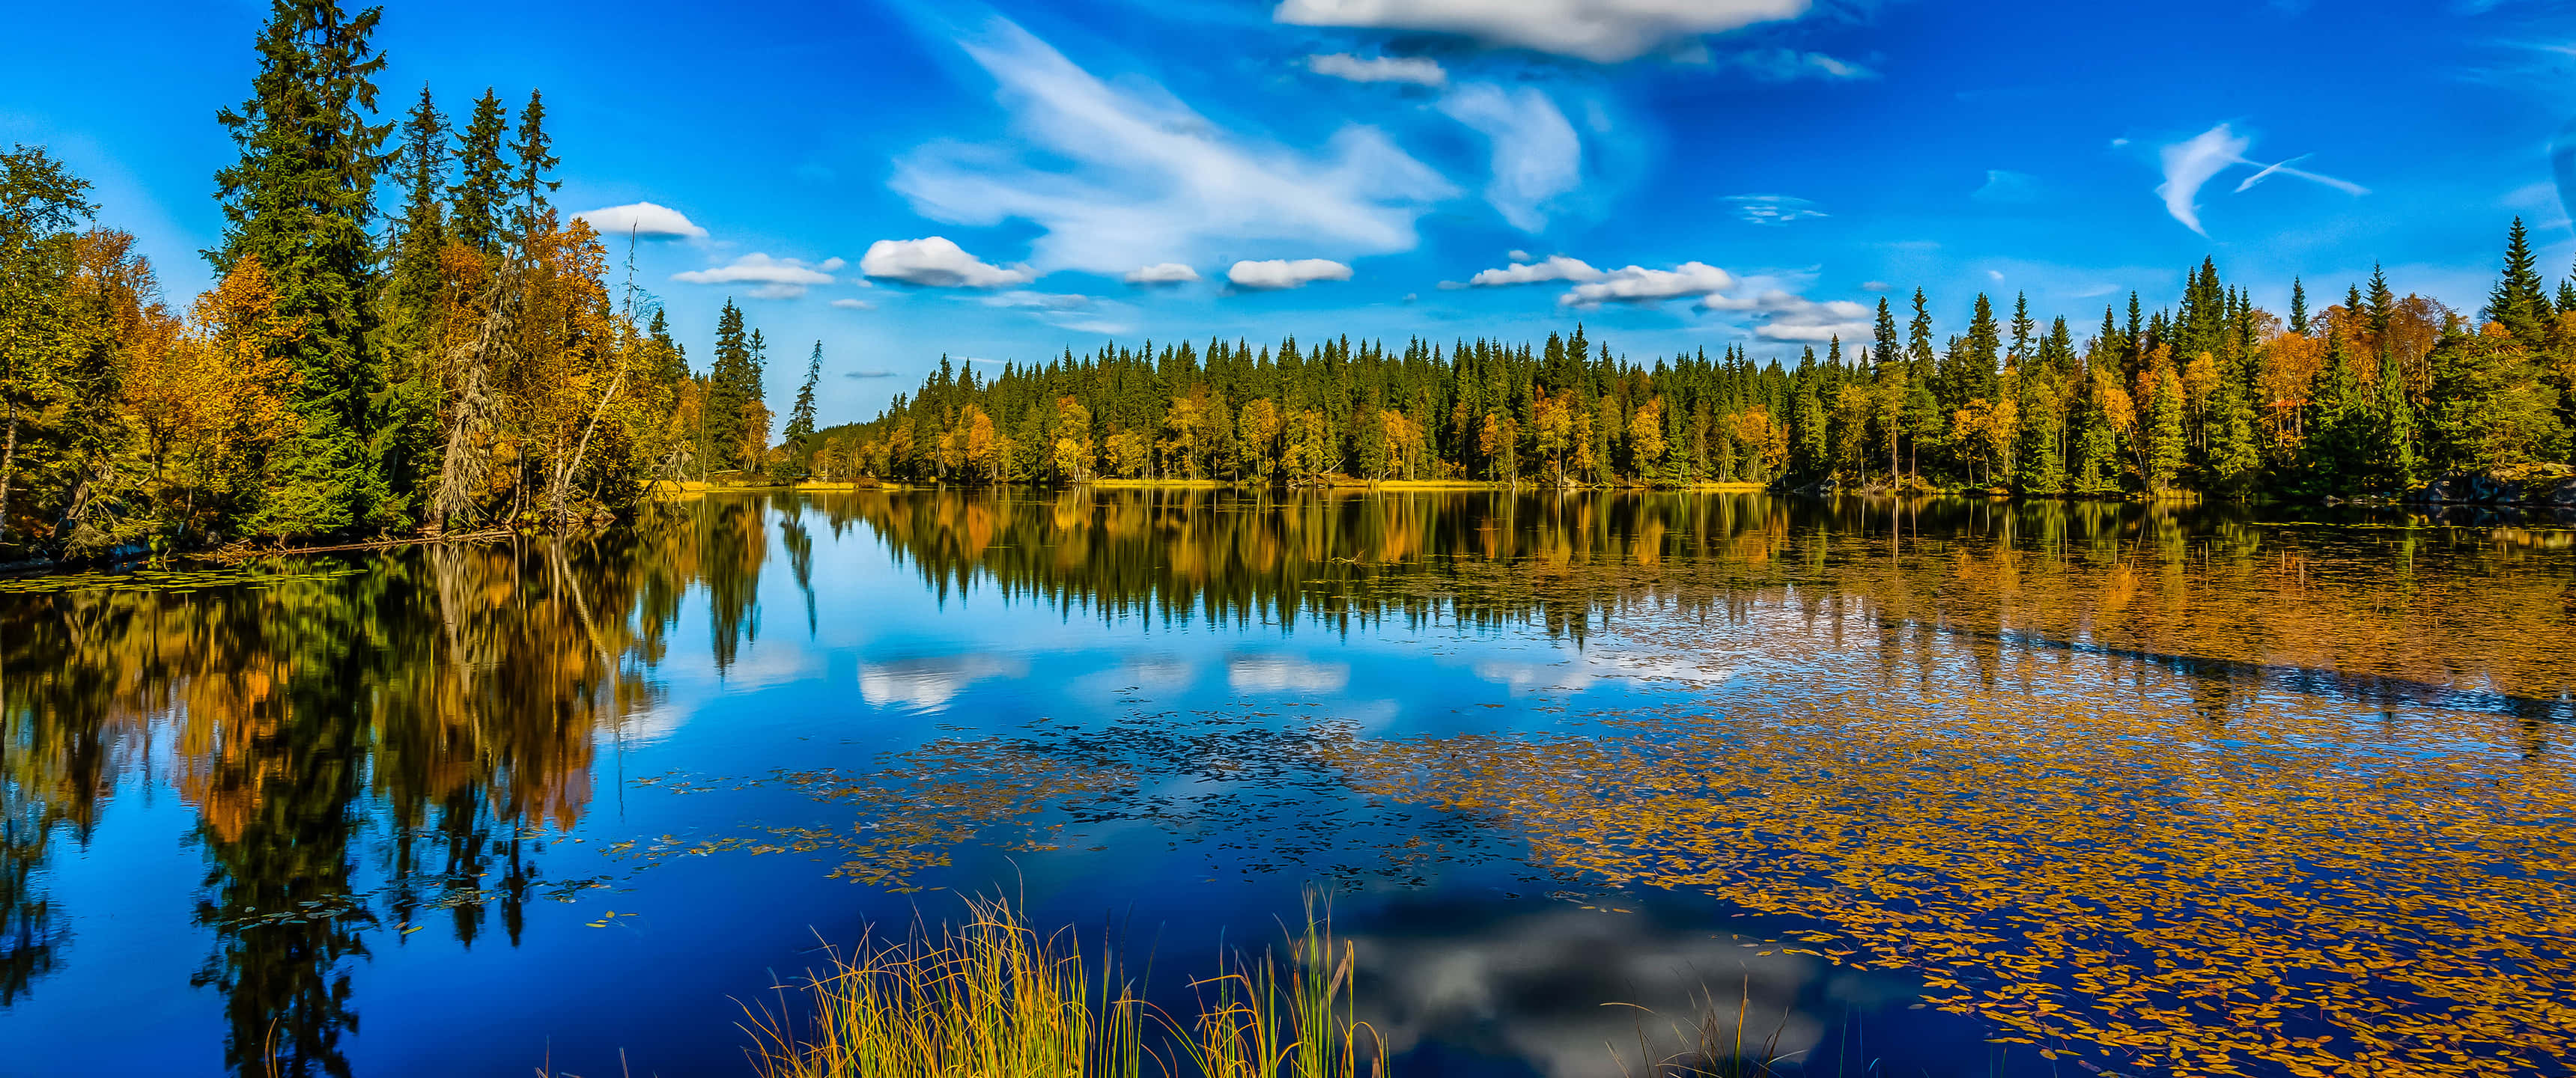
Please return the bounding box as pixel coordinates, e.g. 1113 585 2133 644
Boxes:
6 0 2576 422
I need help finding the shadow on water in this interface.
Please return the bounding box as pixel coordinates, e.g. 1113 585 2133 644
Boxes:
0 487 2569 1077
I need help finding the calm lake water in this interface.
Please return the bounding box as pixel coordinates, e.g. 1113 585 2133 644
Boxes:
3 490 2572 1078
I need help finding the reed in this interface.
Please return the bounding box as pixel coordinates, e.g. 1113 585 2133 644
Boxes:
747 892 1381 1078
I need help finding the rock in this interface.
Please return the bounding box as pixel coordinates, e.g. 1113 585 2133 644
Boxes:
2536 477 2576 508
2470 472 2514 503
2411 474 2467 503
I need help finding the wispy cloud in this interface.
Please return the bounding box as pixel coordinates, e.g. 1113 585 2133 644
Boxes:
1437 83 1582 232
842 369 894 379
1307 52 1447 87
1972 169 2039 204
1703 286 1871 342
1717 47 1877 81
2156 123 2366 235
670 252 845 299
892 18 1454 275
1463 255 1602 287
1273 0 1813 64
1723 194 1826 225
830 297 876 311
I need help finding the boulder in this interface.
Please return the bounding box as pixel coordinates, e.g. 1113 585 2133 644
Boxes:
2535 477 2576 508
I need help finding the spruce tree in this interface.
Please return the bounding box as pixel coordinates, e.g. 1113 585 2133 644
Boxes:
704 300 750 473
448 88 509 257
2288 278 2309 336
2145 368 2188 493
2374 346 2418 490
377 83 449 517
2487 217 2550 347
210 0 394 535
784 341 821 475
507 89 559 244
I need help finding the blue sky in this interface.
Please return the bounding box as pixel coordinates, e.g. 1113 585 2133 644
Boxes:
6 0 2575 421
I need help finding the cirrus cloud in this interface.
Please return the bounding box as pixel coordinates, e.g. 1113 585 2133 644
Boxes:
1307 52 1448 86
1227 258 1354 290
1438 83 1582 233
2155 123 2366 236
1273 0 1813 64
892 18 1455 276
860 237 1036 288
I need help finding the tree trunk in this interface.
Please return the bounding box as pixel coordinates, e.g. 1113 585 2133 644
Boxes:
0 400 16 544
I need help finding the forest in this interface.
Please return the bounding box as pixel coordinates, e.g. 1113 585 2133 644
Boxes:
6 3 2576 568
815 234 2576 501
0 0 806 562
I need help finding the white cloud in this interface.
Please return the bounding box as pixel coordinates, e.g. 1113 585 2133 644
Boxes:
1227 655 1350 693
1438 83 1582 232
1273 0 1812 64
830 297 875 310
1719 47 1877 81
859 654 1028 712
2156 123 2366 236
1465 255 1604 287
1123 262 1202 285
1723 193 1825 225
859 236 1036 288
982 290 1094 310
669 252 845 299
1307 52 1448 86
1972 169 2038 203
572 201 708 240
1859 280 1891 290
1561 261 1734 306
1227 258 1354 290
1507 249 1533 262
892 18 1455 276
1702 284 1871 342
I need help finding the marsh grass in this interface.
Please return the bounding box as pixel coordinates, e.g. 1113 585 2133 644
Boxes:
745 892 1382 1078
1609 975 1804 1078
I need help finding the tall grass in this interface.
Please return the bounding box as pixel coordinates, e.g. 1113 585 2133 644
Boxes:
746 892 1381 1078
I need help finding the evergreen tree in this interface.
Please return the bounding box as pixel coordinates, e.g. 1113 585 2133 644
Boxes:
447 88 509 257
704 300 751 473
2486 217 2551 348
506 89 559 244
2288 278 2309 336
210 0 395 535
783 341 822 475
2145 368 2188 493
2373 345 2418 491
377 83 447 511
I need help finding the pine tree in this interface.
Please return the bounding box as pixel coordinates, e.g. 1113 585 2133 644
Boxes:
704 300 750 474
376 84 449 517
783 341 822 475
2487 216 2550 347
2288 278 2309 336
210 0 394 535
448 88 509 257
2374 345 2418 491
507 89 559 245
2145 368 2188 493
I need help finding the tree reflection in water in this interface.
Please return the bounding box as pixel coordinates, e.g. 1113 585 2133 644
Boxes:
1 487 2571 1077
0 496 767 1077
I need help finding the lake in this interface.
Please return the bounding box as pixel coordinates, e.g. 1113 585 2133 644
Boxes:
2 489 2571 1077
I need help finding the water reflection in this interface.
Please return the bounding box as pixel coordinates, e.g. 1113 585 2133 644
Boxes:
0 498 769 1076
1 487 2570 1077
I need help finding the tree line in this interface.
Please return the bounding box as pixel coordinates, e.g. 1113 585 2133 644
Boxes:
0 0 830 560
816 222 2575 500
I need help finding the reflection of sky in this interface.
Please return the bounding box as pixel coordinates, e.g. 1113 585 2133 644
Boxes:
0 499 2010 1078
